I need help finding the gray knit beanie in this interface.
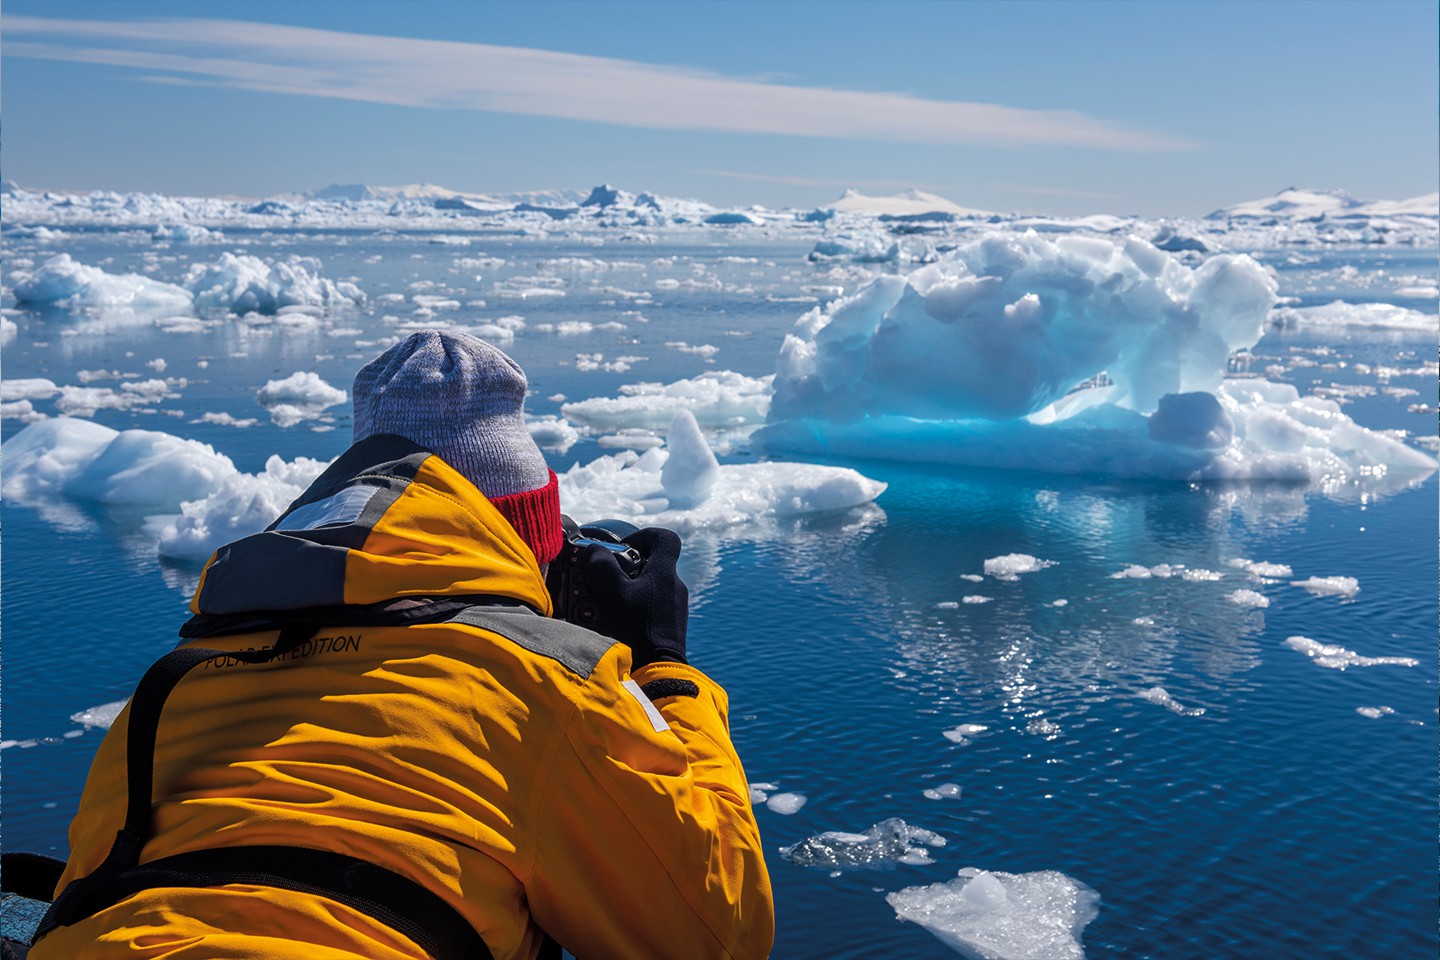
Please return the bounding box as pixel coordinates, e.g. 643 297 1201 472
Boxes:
353 331 562 563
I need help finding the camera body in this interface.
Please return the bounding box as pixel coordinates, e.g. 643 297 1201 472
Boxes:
546 516 645 630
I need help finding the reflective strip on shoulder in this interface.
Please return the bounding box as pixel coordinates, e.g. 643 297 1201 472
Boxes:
275 485 381 532
621 679 670 733
446 606 615 679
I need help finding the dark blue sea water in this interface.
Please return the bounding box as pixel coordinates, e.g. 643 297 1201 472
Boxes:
2 230 1436 958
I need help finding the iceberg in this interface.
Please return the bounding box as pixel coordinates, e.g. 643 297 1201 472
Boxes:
759 231 1437 491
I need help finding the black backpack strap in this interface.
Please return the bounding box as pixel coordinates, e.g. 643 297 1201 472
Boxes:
35 845 491 960
36 624 317 939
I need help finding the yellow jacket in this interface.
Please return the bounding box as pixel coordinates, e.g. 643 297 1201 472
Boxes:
34 436 774 960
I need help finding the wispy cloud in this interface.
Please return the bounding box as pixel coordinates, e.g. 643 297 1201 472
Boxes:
5 15 1193 152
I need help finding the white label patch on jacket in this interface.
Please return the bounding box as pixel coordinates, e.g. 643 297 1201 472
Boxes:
622 679 670 733
275 486 380 532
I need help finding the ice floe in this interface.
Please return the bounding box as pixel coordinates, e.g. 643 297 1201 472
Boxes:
888 867 1101 960
256 371 348 427
782 818 946 870
1291 575 1359 599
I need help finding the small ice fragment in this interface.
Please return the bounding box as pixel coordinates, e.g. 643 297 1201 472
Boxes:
1283 636 1417 670
962 595 993 605
1048 599 1069 607
923 783 963 800
935 601 960 610
960 574 985 583
1026 718 1062 737
70 699 130 729
1139 686 1205 716
1356 706 1395 719
983 554 1056 581
1111 565 1153 579
749 782 778 805
1229 558 1293 579
781 818 945 870
1291 576 1359 598
943 723 988 745
766 792 808 815
1227 589 1270 608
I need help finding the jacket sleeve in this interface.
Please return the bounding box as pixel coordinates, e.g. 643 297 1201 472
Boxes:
524 655 774 960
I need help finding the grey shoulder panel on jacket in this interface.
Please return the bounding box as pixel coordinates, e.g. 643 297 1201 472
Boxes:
446 606 615 679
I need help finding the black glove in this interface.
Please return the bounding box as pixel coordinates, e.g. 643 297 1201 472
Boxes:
574 527 688 667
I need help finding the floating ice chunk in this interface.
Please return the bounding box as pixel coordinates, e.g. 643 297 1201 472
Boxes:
527 415 580 453
807 232 902 263
923 783 963 800
597 430 665 451
1283 636 1418 670
749 782 779 805
157 455 331 562
13 254 194 314
1229 558 1293 580
766 792 808 815
0 378 59 402
2 418 237 508
1226 589 1270 608
153 223 221 243
70 699 130 729
1291 576 1359 598
781 818 945 870
943 723 988 745
1139 686 1206 716
1048 599 1069 607
187 253 365 314
983 554 1056 581
1271 301 1437 331
1356 706 1396 719
256 372 347 427
557 447 885 535
962 595 993 605
1026 718 1062 737
561 371 772 431
959 574 985 583
887 868 1101 960
661 409 720 508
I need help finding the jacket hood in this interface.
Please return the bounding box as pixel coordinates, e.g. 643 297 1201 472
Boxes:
190 434 554 619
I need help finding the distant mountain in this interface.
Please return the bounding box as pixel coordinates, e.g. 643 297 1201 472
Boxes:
1209 188 1439 220
826 188 993 219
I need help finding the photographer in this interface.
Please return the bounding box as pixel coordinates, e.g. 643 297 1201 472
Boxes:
31 332 774 959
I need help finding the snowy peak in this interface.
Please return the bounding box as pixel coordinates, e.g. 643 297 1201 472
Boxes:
1209 188 1439 221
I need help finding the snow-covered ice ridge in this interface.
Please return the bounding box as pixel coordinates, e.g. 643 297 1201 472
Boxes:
3 181 1435 248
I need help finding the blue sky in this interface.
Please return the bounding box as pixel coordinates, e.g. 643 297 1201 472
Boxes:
4 0 1436 216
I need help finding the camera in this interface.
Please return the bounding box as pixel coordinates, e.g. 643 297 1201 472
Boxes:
546 515 645 629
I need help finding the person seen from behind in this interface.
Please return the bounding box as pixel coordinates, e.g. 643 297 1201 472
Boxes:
29 331 774 959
